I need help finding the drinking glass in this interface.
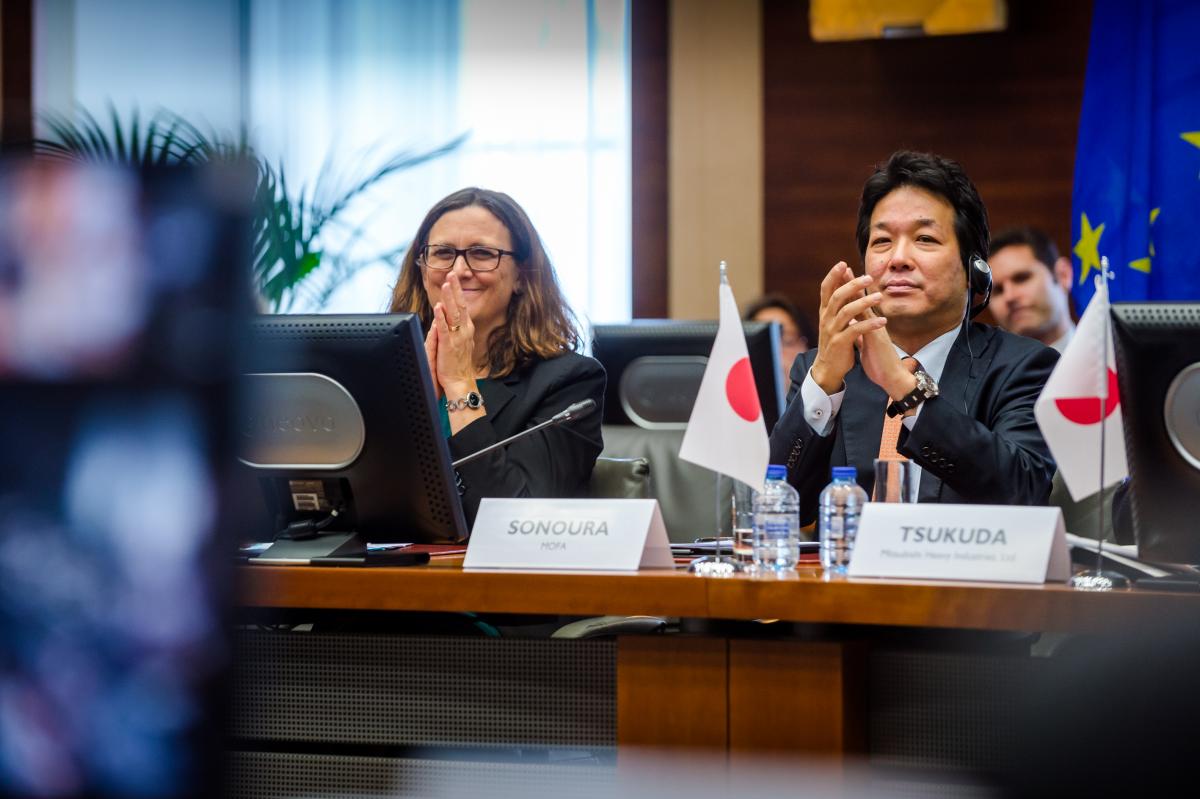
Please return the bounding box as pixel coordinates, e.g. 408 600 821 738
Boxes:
872 458 913 503
732 480 756 564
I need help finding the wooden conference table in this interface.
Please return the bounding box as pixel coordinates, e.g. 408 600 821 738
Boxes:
237 559 1196 761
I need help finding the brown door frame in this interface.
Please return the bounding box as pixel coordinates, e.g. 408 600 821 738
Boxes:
0 0 34 152
630 0 668 318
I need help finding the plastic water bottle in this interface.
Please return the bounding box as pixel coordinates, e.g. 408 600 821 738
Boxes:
752 464 801 571
819 466 868 574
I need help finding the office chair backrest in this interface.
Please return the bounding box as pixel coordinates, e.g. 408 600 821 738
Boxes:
585 456 652 500
1049 470 1119 543
600 425 730 543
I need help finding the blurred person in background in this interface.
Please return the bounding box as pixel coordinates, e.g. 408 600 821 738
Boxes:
389 187 605 522
744 292 816 388
988 226 1076 353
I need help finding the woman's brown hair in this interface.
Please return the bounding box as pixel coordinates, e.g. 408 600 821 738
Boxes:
389 187 581 378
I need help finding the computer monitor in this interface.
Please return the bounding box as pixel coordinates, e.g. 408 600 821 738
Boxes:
0 161 247 797
1111 302 1200 563
239 313 469 558
590 320 785 433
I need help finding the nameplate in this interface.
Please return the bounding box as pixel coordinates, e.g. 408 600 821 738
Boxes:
463 498 674 571
847 503 1069 584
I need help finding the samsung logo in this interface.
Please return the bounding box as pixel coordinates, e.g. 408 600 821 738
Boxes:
243 414 337 436
507 519 610 536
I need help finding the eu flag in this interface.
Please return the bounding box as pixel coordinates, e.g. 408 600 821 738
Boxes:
1071 0 1200 307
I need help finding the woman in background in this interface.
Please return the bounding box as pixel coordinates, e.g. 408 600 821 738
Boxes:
744 292 816 389
389 187 604 522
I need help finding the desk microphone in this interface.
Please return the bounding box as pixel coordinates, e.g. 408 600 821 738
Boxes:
451 398 598 468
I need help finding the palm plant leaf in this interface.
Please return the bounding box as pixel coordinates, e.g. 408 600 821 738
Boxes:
154 117 189 165
112 106 129 162
33 105 464 312
35 105 209 167
80 106 115 160
252 163 325 312
294 253 362 311
310 132 469 231
36 113 93 160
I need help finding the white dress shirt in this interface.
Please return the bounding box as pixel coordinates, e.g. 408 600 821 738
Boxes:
799 326 961 499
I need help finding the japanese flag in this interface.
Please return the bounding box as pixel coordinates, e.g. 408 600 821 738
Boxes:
678 267 770 492
1034 278 1128 501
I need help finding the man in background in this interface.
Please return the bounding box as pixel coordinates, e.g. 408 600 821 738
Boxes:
988 226 1076 352
991 230 1124 540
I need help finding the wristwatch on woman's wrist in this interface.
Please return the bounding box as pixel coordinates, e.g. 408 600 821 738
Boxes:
446 391 485 412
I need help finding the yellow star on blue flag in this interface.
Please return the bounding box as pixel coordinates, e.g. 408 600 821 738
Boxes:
1071 0 1200 306
1073 214 1105 285
1129 208 1160 274
1184 132 1200 178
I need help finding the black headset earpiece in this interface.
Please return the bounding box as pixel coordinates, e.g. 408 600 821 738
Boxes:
966 254 992 318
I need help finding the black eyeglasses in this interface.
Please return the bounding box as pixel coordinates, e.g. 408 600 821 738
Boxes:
419 244 514 272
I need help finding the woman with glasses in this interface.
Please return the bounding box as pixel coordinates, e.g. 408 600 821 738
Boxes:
389 187 605 522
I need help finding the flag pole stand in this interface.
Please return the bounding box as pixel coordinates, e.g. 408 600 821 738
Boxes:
1070 262 1128 592
688 472 745 576
1067 435 1128 590
1067 487 1128 590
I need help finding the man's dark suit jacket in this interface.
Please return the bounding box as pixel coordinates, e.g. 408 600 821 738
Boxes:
448 351 605 522
768 323 1058 526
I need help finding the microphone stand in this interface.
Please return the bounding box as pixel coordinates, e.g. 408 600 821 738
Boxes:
452 399 597 468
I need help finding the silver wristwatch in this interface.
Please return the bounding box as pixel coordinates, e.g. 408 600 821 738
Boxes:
886 370 938 418
446 391 485 412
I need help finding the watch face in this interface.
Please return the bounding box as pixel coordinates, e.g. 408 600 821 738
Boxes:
466 391 483 409
915 371 939 397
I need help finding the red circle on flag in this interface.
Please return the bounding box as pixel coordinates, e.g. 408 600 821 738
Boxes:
725 357 761 422
1054 368 1121 425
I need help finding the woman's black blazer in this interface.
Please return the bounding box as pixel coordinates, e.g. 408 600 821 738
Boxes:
446 351 606 522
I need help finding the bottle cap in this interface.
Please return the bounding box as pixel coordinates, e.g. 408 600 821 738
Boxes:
765 464 787 480
831 466 857 480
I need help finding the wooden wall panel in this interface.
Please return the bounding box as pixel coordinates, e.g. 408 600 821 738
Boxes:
0 0 34 151
631 0 670 318
763 0 1092 326
668 0 763 319
617 635 728 750
728 639 867 759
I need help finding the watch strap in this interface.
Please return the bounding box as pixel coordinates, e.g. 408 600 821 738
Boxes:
886 372 936 418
